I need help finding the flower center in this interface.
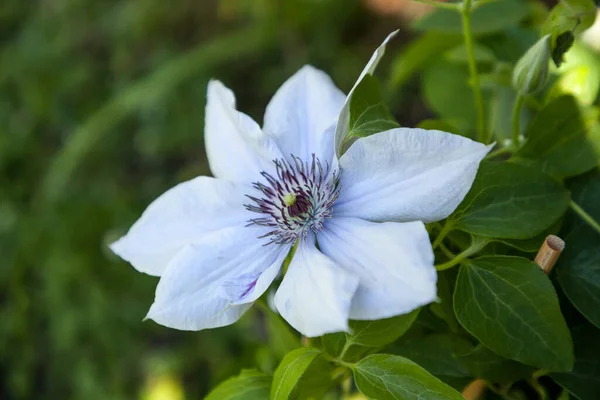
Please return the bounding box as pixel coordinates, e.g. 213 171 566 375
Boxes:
244 155 341 245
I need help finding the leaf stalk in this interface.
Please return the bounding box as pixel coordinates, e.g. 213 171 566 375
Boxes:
512 93 525 148
412 0 459 10
461 0 487 143
570 200 600 236
436 236 489 270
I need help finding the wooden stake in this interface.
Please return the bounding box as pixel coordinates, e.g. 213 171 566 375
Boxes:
534 235 565 275
462 379 487 400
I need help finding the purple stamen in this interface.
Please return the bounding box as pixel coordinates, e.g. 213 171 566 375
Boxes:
244 154 341 245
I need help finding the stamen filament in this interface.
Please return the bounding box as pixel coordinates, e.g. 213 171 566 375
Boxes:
244 154 341 245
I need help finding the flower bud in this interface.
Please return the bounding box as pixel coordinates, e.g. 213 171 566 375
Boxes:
512 34 551 95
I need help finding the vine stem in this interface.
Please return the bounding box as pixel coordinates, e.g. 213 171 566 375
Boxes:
512 94 525 147
432 223 453 249
439 242 456 259
436 236 489 271
570 200 600 236
333 358 355 369
412 0 459 9
461 0 487 143
486 146 513 159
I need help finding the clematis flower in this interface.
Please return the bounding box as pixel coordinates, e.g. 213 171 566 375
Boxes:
111 33 491 337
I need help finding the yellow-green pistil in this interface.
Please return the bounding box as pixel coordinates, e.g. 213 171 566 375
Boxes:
283 193 297 207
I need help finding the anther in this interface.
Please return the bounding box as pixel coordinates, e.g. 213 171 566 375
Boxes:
243 154 341 245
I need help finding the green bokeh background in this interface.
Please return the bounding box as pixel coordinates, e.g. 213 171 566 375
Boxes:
0 1 415 398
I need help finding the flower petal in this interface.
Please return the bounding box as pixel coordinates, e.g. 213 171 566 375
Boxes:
263 66 346 163
334 31 398 157
110 176 252 276
146 226 290 331
205 80 283 182
274 237 359 337
318 217 437 320
335 128 492 223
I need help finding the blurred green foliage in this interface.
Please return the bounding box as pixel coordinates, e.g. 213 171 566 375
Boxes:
0 0 406 398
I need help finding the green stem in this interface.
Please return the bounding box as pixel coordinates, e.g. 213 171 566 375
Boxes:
412 0 459 9
570 200 600 236
439 242 456 259
486 146 513 159
432 223 453 249
471 0 499 10
532 369 548 379
461 0 486 143
528 378 548 400
436 236 489 271
333 358 355 369
338 339 353 361
512 94 525 148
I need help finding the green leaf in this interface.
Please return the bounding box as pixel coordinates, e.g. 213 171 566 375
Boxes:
335 31 395 156
422 60 479 130
498 219 562 252
551 323 600 400
454 256 574 372
552 31 576 68
445 43 496 64
390 32 462 89
514 95 597 179
542 0 597 66
557 172 600 329
482 27 538 64
565 169 600 233
545 0 597 33
271 347 323 400
294 354 337 400
489 84 532 141
346 74 399 140
341 309 420 361
459 344 534 383
414 0 529 35
556 225 600 329
265 306 300 359
430 269 460 333
321 332 346 358
410 306 453 336
395 334 473 390
416 119 459 135
352 354 464 400
448 161 571 239
205 369 272 400
349 309 420 348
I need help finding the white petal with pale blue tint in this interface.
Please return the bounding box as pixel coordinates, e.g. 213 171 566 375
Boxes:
263 66 346 163
110 176 252 276
334 31 398 157
146 226 290 330
205 80 283 182
318 217 436 320
274 236 359 337
335 128 492 223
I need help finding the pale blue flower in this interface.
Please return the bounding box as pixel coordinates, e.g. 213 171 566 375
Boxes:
111 33 491 337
